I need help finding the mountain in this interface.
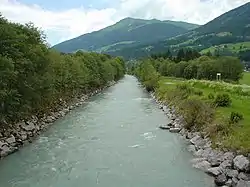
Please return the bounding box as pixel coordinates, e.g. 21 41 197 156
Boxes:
108 2 250 59
52 17 199 53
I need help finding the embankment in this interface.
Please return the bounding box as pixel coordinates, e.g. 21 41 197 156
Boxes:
0 81 116 159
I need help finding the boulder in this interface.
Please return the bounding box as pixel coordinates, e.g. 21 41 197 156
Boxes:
238 173 250 181
220 159 233 169
225 179 233 187
236 180 250 187
169 128 181 133
233 155 250 171
0 140 7 148
206 167 222 177
223 152 235 162
194 149 205 157
159 125 170 130
232 177 239 187
6 135 16 145
179 129 187 136
215 173 227 186
190 135 206 149
0 145 12 157
193 160 211 171
225 169 239 178
21 121 36 131
19 131 27 141
187 145 196 154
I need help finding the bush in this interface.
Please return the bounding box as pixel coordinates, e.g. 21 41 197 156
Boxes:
175 83 193 99
180 98 214 130
230 112 244 124
214 93 232 107
208 93 215 100
194 89 203 96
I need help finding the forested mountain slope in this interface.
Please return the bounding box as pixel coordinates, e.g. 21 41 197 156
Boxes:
53 17 199 53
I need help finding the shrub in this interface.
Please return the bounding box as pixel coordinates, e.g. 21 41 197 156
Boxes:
194 89 203 96
230 112 244 124
175 83 193 99
207 122 233 136
208 93 215 100
214 93 232 107
180 98 214 130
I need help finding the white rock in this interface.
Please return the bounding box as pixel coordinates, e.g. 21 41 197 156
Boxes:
233 155 250 171
225 169 239 178
21 121 36 131
6 135 16 145
193 160 211 171
169 128 181 133
236 180 250 187
206 167 222 176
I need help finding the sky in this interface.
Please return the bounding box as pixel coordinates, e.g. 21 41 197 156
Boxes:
0 0 249 45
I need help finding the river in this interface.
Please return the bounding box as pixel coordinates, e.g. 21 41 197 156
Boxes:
0 75 214 187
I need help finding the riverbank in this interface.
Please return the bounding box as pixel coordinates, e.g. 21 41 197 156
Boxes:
148 78 250 187
0 81 116 159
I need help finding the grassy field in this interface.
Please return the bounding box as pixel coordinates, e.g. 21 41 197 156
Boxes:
156 77 250 153
240 72 250 85
201 42 250 54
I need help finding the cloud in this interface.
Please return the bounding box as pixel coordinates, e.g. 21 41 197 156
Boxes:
0 0 249 45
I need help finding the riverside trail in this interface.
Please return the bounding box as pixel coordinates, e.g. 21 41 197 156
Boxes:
0 75 214 187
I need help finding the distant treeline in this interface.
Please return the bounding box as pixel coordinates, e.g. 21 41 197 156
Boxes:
0 14 125 124
130 51 243 91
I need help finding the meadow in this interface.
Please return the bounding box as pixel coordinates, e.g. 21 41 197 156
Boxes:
156 76 250 153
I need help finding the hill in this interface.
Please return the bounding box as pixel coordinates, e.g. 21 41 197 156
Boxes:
52 17 199 53
109 2 250 59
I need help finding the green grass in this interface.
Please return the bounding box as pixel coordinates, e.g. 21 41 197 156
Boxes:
157 77 250 153
201 42 250 54
240 72 250 85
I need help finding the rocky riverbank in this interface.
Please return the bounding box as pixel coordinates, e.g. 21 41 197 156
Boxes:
0 81 116 159
151 92 250 187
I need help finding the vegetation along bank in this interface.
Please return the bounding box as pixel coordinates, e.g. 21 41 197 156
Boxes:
130 52 250 186
0 15 126 158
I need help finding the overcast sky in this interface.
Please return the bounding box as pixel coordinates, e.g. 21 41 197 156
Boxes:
0 0 249 45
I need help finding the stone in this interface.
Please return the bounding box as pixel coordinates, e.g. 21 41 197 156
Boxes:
21 121 36 131
236 180 250 187
0 145 12 157
225 179 233 187
220 159 233 169
187 132 194 139
193 160 211 171
190 157 207 164
232 177 239 187
46 116 54 123
6 135 16 145
215 173 227 186
179 129 186 136
159 125 170 130
0 140 7 148
19 131 27 141
206 167 222 176
225 169 239 178
233 155 250 171
194 149 205 157
238 173 250 181
190 135 206 149
187 145 196 154
223 152 235 161
190 135 201 145
169 128 181 133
